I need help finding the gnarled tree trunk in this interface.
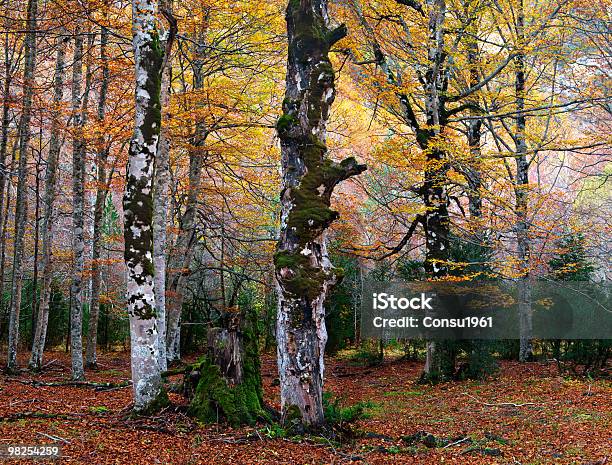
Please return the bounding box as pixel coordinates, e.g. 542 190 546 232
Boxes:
420 0 455 383
124 0 168 412
275 0 365 428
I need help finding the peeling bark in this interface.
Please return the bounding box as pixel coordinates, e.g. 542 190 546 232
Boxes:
275 0 365 427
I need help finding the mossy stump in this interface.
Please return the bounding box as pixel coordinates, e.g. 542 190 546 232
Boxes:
185 312 268 427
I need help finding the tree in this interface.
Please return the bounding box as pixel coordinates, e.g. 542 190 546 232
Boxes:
29 30 67 371
6 0 38 372
275 0 366 427
124 0 168 412
152 0 176 372
87 20 110 370
69 18 87 381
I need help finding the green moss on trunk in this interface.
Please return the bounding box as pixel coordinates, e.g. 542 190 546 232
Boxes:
188 310 267 427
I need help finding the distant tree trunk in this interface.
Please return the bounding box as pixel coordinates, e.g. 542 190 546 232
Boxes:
69 22 86 381
125 0 168 412
0 143 16 339
29 90 62 367
153 0 176 372
7 0 38 372
86 24 110 370
29 33 66 370
275 0 365 428
165 31 205 365
514 0 533 363
30 146 41 344
0 21 14 328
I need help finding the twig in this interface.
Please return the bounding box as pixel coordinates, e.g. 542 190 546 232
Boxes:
36 432 71 444
443 437 470 448
464 393 536 407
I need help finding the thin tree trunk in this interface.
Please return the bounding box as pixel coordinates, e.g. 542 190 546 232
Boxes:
30 135 41 344
165 140 203 363
275 0 365 427
86 24 110 369
70 21 86 381
125 0 168 412
165 29 204 365
0 21 14 328
514 0 533 362
0 142 17 339
152 0 176 372
7 0 38 372
28 32 65 371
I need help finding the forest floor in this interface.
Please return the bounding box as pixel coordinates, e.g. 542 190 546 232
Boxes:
0 350 609 464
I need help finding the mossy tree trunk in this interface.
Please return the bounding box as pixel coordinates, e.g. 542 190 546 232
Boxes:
124 0 168 413
275 0 366 428
186 310 266 426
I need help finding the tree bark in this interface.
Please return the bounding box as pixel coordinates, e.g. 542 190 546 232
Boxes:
29 33 66 371
152 0 176 372
7 0 38 372
275 0 365 428
514 0 533 362
0 18 14 332
420 0 455 383
125 0 168 412
165 29 205 365
70 22 86 381
86 23 110 370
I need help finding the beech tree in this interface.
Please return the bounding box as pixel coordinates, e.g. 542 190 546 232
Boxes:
6 0 38 372
124 0 168 412
87 21 110 369
274 0 365 427
70 19 87 381
29 31 67 371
